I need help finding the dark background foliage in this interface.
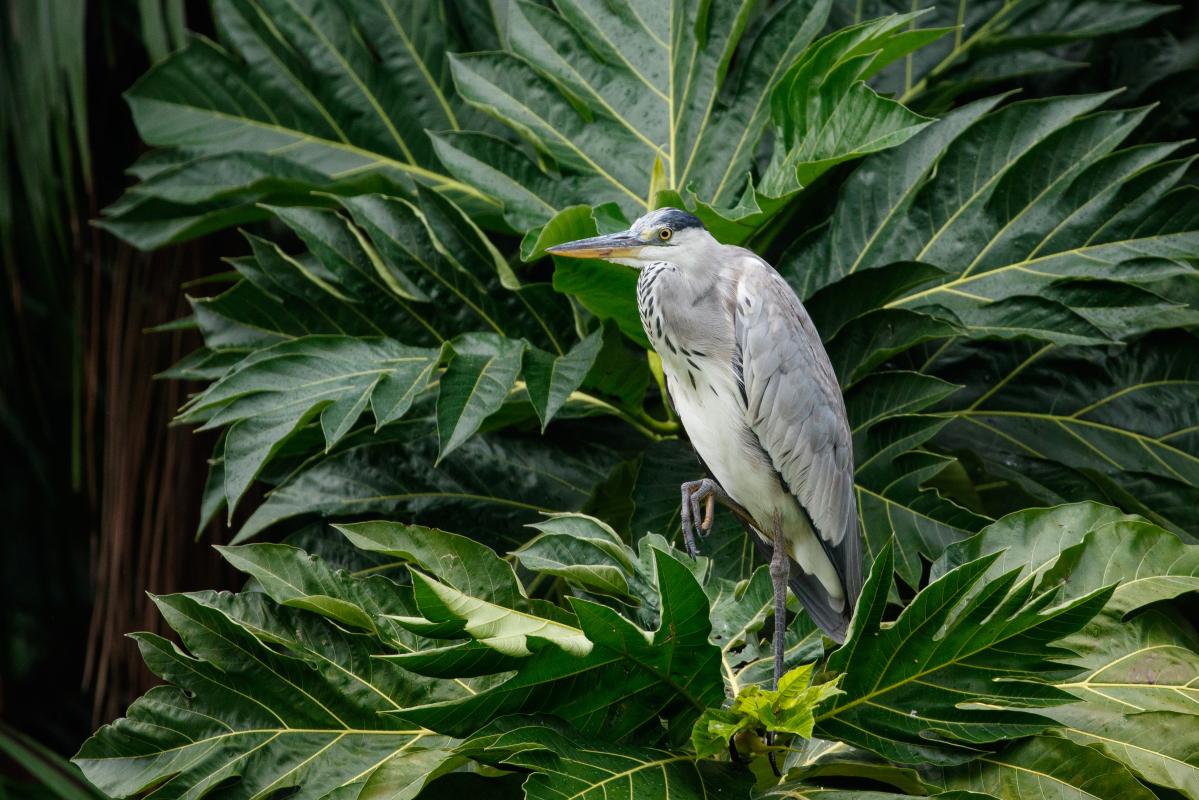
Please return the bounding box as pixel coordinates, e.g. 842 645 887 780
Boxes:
2 0 1197 789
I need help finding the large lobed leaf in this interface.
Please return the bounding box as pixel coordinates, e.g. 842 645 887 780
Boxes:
100 0 501 248
176 188 637 532
787 93 1199 345
232 417 624 543
442 1 936 241
381 541 724 745
815 539 1113 765
930 502 1199 796
74 591 458 800
930 335 1199 541
783 90 1199 545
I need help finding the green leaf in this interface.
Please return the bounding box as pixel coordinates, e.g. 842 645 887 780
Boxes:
73 593 454 800
1047 609 1199 797
930 335 1199 540
787 93 1199 344
335 520 523 606
436 333 526 462
1050 694 1199 797
523 328 603 431
691 663 842 759
840 0 1176 109
234 419 620 542
927 502 1199 794
459 717 751 799
766 788 992 800
337 192 562 346
930 502 1137 587
783 742 929 795
216 543 378 631
448 0 930 236
406 569 591 657
430 131 610 233
1041 520 1199 617
178 336 440 513
514 517 636 602
760 13 937 195
535 205 650 347
1056 607 1199 716
816 541 1112 765
921 734 1157 800
101 1 496 248
851 405 990 588
388 549 724 744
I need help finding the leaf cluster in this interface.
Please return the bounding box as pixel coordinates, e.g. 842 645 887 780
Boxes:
79 0 1199 798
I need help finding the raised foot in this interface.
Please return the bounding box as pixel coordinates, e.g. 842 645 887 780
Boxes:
679 478 724 558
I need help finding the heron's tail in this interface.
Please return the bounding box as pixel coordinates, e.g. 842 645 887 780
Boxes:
788 566 852 644
746 529 853 644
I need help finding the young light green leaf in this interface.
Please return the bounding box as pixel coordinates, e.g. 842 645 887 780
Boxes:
691 662 842 759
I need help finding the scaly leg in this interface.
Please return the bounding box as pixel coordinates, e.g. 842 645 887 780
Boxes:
767 510 789 776
769 510 789 688
679 477 755 558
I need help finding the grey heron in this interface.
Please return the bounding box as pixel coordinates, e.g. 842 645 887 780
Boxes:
548 208 863 694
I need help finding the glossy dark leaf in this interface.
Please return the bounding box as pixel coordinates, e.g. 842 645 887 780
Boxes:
836 0 1175 109
101 1 498 248
234 418 621 542
930 334 1199 540
786 93 1199 344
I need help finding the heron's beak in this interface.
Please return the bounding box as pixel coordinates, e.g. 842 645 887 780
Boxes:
546 231 644 259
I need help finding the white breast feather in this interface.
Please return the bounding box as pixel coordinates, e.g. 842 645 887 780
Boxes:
662 353 844 605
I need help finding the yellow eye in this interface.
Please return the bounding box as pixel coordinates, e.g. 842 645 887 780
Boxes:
659 227 672 241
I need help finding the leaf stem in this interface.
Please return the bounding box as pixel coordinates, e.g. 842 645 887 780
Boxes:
566 390 681 438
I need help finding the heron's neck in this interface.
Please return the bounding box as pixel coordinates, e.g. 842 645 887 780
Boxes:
636 258 734 360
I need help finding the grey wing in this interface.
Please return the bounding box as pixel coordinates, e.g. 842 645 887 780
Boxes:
732 257 863 609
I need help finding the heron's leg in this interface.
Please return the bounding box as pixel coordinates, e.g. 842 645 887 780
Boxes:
679 478 754 558
767 510 788 777
769 510 789 688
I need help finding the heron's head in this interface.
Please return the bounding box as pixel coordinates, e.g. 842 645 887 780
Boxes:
546 207 711 268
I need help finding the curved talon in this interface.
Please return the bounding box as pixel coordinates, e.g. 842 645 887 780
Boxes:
680 478 757 559
701 493 716 533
